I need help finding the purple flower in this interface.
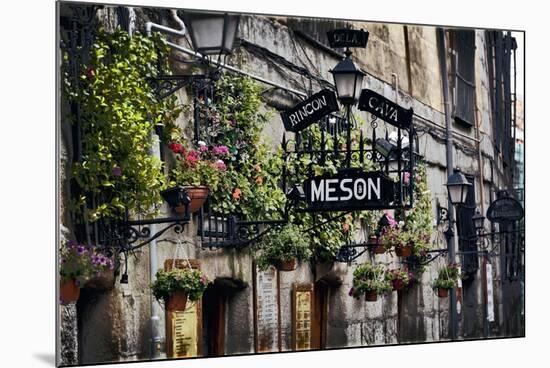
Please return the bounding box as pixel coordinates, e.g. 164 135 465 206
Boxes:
75 279 81 287
67 240 77 248
76 245 87 255
199 145 209 152
112 166 122 177
213 145 229 155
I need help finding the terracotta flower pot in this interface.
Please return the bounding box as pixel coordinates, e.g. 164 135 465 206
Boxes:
396 245 412 257
392 279 405 291
85 270 115 290
374 245 386 254
166 291 188 311
60 279 80 304
437 288 449 298
279 258 297 271
365 290 378 302
184 185 210 213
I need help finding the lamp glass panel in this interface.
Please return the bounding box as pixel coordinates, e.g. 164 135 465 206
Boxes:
190 17 224 53
334 73 357 101
448 185 463 205
222 16 239 51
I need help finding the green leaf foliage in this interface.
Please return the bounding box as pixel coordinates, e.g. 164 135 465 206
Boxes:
63 29 181 221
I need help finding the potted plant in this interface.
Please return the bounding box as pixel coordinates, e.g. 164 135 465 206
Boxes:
433 263 460 298
349 262 392 302
84 251 116 290
151 267 209 311
169 141 228 213
379 224 412 257
386 268 411 291
367 235 385 254
256 224 312 272
59 241 115 303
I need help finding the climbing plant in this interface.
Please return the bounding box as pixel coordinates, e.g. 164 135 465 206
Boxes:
63 29 181 222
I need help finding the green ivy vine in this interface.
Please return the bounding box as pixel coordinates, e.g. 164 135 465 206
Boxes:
63 29 181 221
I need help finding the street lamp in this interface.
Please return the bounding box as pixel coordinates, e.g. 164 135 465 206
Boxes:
329 50 365 106
445 171 471 206
183 11 240 56
472 209 485 233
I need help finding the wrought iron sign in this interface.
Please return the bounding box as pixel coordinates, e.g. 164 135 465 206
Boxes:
303 169 395 212
358 89 413 129
280 89 339 132
327 29 369 48
486 196 524 224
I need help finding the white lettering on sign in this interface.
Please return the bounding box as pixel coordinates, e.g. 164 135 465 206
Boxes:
334 32 358 44
368 96 398 123
310 177 382 202
288 95 328 126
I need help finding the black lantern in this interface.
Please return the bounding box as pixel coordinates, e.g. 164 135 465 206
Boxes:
183 11 240 55
445 172 471 206
329 51 365 105
375 138 394 158
472 209 485 232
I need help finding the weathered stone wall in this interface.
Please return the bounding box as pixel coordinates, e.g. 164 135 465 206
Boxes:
58 4 520 365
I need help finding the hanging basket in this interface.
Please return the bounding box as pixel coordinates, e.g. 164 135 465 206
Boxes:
60 278 80 304
374 245 386 254
365 290 378 302
184 185 210 213
395 244 412 257
166 291 189 311
437 288 449 298
278 258 297 271
85 270 115 290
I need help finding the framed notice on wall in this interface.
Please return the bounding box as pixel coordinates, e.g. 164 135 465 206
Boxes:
253 265 281 353
164 259 202 358
292 284 314 351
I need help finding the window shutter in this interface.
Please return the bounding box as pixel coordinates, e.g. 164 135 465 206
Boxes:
453 30 476 127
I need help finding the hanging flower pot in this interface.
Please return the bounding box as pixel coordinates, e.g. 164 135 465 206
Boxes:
279 258 297 271
60 278 80 304
395 244 412 257
184 185 210 213
437 288 449 298
166 291 189 311
365 290 378 302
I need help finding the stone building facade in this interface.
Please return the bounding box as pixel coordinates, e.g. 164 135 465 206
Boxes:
57 3 524 365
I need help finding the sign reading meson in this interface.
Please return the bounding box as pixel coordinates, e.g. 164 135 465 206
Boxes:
358 89 413 129
304 169 394 211
281 89 339 132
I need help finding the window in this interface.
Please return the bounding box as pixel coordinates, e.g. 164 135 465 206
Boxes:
452 30 476 127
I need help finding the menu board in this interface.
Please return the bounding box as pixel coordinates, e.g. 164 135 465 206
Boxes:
254 266 280 352
293 284 313 351
168 303 199 358
164 259 202 358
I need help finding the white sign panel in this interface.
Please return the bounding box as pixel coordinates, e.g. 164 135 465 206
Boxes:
486 263 495 322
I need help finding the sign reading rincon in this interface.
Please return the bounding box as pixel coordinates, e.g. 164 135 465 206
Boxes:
280 89 339 132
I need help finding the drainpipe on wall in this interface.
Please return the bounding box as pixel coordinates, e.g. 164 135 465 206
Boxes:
148 132 164 359
437 27 458 341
